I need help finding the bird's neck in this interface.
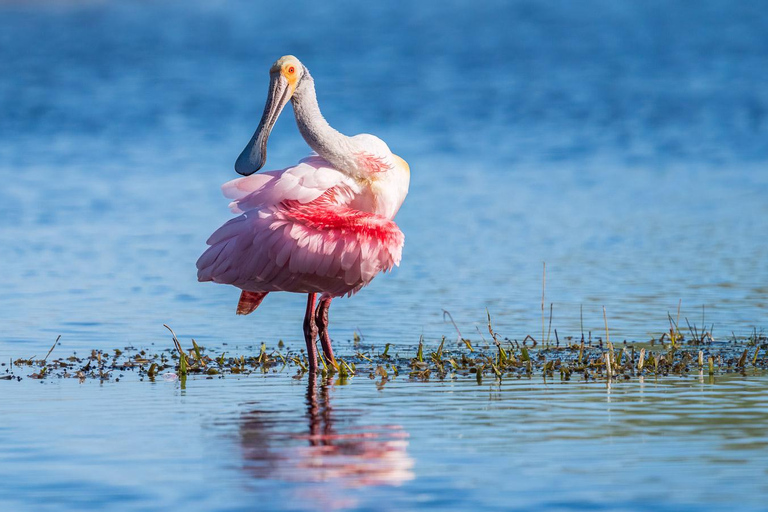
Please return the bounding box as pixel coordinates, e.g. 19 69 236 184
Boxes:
292 72 356 172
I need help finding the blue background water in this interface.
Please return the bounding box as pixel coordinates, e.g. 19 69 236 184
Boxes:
1 1 768 510
1 0 767 353
3 373 768 512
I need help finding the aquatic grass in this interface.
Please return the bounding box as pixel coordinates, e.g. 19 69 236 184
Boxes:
43 335 61 363
520 344 530 362
164 324 188 376
6 314 768 385
442 309 473 350
192 339 206 366
541 262 546 348
736 349 748 369
546 304 554 348
415 337 424 363
666 300 684 346
746 327 767 346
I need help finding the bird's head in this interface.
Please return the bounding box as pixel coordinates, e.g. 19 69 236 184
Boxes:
235 55 307 176
270 55 305 95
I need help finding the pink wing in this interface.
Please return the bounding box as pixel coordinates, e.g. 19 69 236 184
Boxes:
197 158 404 298
222 156 347 213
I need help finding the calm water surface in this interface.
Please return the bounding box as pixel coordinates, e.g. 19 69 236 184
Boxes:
2 371 768 511
1 0 767 510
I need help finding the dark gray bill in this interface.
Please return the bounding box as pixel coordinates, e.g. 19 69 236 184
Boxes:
235 74 292 176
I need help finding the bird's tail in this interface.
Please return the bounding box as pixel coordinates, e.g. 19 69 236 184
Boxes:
236 291 268 315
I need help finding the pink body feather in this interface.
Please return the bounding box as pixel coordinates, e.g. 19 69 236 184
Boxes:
197 156 404 298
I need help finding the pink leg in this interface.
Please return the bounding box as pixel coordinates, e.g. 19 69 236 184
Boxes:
303 293 318 372
315 294 337 369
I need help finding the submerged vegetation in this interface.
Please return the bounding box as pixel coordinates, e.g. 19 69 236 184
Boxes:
3 316 767 386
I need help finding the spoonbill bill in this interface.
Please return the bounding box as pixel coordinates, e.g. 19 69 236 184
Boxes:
197 55 410 372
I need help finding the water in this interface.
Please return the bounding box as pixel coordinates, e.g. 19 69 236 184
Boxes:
2 371 768 511
1 0 767 510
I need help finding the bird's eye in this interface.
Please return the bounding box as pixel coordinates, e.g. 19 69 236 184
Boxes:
287 66 295 74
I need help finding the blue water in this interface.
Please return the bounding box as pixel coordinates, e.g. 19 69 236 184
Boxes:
1 0 768 510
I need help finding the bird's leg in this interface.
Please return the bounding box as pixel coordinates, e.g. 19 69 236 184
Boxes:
303 293 319 373
315 294 337 369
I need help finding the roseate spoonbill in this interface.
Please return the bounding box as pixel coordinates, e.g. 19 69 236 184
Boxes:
197 55 409 372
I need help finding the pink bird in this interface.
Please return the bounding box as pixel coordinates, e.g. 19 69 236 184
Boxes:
197 56 410 372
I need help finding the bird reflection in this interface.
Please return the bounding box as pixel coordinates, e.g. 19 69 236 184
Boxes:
239 373 414 489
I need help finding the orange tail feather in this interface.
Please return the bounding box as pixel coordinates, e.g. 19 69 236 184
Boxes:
236 291 268 315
